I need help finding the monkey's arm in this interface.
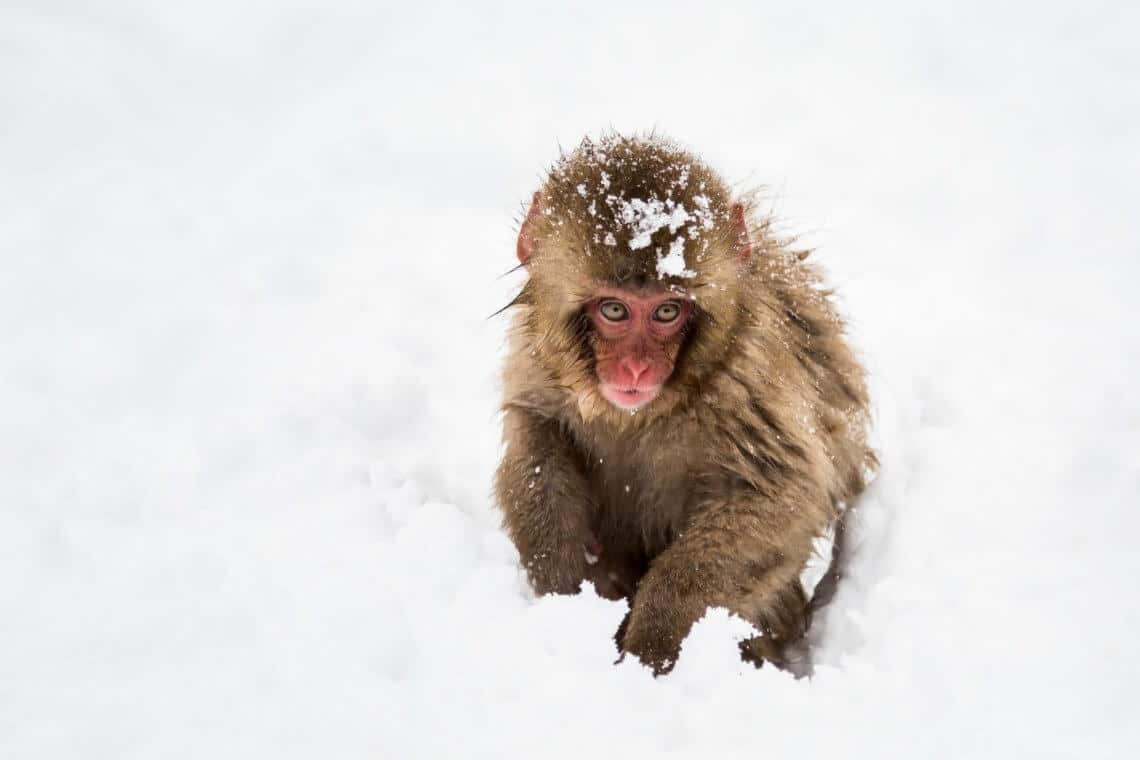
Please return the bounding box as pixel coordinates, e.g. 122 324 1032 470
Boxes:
620 494 816 673
495 407 597 595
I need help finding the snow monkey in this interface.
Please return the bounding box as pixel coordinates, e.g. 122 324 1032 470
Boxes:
495 134 875 674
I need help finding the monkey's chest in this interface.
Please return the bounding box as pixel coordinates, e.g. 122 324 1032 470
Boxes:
585 439 694 560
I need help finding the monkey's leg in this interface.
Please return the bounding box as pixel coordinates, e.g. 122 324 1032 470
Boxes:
581 542 643 601
738 580 812 675
495 408 597 595
619 499 816 674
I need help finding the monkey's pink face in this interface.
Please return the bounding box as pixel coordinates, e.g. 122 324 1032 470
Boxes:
585 290 693 410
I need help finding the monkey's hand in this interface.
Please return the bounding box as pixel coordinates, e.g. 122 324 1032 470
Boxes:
619 579 711 674
526 537 637 599
620 504 808 675
620 562 715 674
495 408 597 596
518 539 593 596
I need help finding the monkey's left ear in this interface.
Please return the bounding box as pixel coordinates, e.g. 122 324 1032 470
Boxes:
517 192 542 265
731 203 751 264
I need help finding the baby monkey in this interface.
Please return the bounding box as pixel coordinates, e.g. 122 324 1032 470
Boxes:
495 134 874 674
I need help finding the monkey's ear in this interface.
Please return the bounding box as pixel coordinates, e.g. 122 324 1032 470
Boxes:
730 203 751 264
517 192 542 265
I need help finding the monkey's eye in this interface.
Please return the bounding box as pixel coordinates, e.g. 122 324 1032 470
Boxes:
599 300 629 321
653 302 682 322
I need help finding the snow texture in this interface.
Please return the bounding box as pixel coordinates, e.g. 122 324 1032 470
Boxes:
656 237 696 279
605 195 692 251
2 2 1139 758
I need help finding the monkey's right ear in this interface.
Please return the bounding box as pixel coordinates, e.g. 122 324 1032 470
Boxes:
517 192 542 265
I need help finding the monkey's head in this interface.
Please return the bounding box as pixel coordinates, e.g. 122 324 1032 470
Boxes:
513 134 754 422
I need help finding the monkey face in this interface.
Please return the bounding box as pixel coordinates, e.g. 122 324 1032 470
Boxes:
585 289 693 410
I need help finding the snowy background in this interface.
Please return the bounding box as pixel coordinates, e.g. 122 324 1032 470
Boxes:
3 1 1139 757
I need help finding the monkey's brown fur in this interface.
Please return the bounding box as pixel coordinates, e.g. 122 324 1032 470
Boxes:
495 134 875 674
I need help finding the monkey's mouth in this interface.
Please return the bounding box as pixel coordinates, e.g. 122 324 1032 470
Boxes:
600 384 661 410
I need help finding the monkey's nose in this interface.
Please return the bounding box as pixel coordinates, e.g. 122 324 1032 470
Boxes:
622 357 652 383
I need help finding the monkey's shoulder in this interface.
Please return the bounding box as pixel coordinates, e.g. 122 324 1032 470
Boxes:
498 339 572 419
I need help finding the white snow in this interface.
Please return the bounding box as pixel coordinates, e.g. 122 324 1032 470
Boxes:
606 195 693 250
599 190 705 276
657 237 696 279
798 522 836 598
3 2 1139 759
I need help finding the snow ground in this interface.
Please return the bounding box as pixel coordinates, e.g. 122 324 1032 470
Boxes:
3 2 1139 757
